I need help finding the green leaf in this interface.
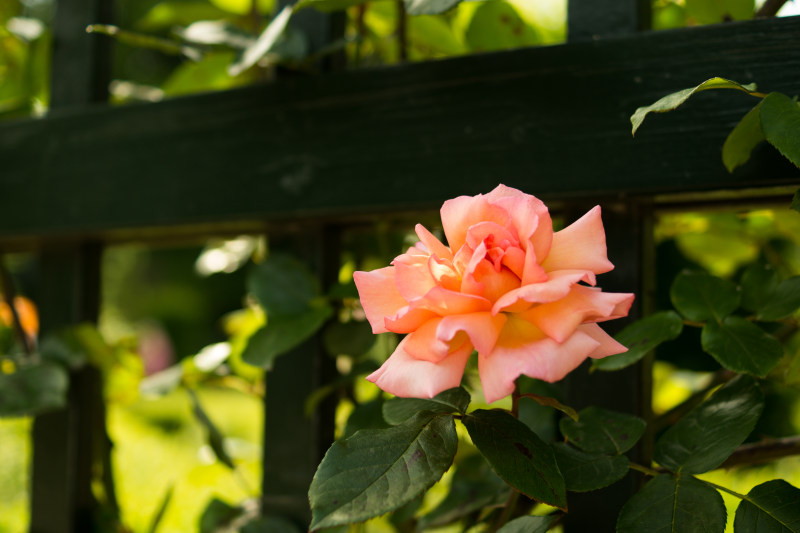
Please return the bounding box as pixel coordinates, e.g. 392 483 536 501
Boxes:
464 1 539 53
294 0 365 12
199 498 243 533
551 443 629 493
323 320 375 357
671 271 741 322
497 515 557 533
343 398 390 439
761 92 800 170
228 5 293 76
417 453 509 529
701 317 783 377
559 406 646 455
138 1 232 30
593 311 684 371
740 261 779 314
723 101 765 172
792 189 800 213
404 0 462 16
38 333 87 369
617 474 726 533
0 363 69 417
734 479 800 532
309 412 457 530
247 253 321 316
631 77 761 136
242 305 333 369
686 0 754 23
757 276 800 321
463 409 566 510
240 515 304 533
654 375 763 474
147 484 174 533
188 390 236 470
382 387 470 425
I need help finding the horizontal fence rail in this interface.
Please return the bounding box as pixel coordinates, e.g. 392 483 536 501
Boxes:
0 16 799 245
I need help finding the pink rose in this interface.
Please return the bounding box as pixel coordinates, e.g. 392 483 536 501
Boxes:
353 185 634 404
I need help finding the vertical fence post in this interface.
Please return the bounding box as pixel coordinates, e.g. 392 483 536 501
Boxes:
562 4 654 531
259 4 345 526
29 1 112 531
261 227 339 525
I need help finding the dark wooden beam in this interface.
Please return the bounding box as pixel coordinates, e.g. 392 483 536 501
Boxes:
1 17 798 245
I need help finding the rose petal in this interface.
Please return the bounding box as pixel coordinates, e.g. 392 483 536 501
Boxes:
394 251 437 302
385 305 438 334
415 224 453 260
479 326 600 403
441 194 510 252
367 336 473 398
492 270 597 314
438 312 507 356
520 244 549 285
489 187 553 262
541 206 614 275
578 323 629 359
523 285 634 343
354 267 408 334
404 317 452 363
414 286 492 315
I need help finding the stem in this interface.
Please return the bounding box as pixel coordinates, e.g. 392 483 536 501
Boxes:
511 385 521 419
0 256 32 357
756 0 789 17
719 436 800 469
491 490 520 532
395 0 407 62
629 462 663 478
695 477 749 500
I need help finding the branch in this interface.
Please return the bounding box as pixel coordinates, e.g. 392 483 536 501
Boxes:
756 0 789 17
720 436 800 469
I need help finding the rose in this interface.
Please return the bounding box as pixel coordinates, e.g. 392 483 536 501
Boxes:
353 185 634 403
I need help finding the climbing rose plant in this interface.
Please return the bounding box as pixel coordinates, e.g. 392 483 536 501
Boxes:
307 181 800 533
354 184 633 403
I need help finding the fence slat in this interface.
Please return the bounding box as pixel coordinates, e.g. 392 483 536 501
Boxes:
1 17 798 244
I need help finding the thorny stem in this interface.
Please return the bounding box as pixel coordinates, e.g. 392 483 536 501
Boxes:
0 256 32 357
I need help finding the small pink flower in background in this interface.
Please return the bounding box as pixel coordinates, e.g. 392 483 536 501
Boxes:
354 185 634 404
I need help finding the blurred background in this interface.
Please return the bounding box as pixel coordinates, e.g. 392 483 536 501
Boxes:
1 0 800 531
